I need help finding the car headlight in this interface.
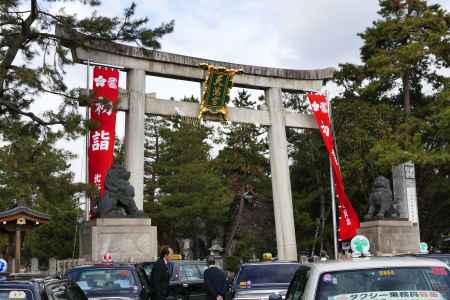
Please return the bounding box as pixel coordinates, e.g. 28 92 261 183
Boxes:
89 297 138 300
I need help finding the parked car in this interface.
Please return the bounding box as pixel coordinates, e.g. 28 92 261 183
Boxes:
0 278 86 300
140 260 208 300
64 263 151 300
231 262 300 300
281 256 450 300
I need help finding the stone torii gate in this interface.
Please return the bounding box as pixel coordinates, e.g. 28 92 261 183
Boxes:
62 32 334 261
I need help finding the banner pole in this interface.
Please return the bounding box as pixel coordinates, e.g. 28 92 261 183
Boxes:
329 160 338 259
85 59 91 221
327 94 339 260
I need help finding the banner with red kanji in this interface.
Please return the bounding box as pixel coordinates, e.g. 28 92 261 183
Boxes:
307 92 360 241
88 67 119 209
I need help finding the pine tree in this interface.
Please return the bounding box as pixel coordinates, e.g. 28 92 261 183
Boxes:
143 114 167 203
0 0 174 135
144 98 231 256
336 0 449 111
332 0 450 245
215 90 274 258
0 121 86 265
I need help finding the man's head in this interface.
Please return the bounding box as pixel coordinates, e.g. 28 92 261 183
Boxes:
207 255 215 266
160 246 174 261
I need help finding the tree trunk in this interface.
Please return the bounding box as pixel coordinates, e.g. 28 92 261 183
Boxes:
403 72 411 113
224 196 245 256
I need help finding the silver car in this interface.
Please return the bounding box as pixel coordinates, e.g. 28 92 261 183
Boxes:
282 256 450 300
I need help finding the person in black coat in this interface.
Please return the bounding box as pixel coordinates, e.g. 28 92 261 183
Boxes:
204 256 227 300
150 246 173 300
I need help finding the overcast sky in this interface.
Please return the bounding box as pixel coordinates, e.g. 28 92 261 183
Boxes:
43 0 450 182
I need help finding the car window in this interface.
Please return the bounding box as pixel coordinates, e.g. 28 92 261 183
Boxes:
171 264 204 281
45 282 86 300
236 264 299 286
74 269 137 290
136 267 150 290
316 267 450 300
286 268 309 300
197 264 207 276
0 289 34 300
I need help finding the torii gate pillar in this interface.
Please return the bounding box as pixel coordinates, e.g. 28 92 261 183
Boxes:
125 68 146 210
266 87 297 260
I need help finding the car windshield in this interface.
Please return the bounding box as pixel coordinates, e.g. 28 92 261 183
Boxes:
236 264 299 286
74 269 137 291
0 290 33 300
316 267 450 300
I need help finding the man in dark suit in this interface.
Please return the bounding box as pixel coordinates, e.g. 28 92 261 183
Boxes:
204 256 227 300
150 246 173 300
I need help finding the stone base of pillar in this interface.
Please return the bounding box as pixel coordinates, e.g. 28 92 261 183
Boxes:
79 218 157 262
358 219 420 256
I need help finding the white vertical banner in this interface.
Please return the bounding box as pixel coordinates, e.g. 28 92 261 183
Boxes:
406 187 419 224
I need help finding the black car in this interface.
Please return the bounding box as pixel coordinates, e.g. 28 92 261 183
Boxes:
0 278 86 300
65 263 151 300
140 260 208 300
231 262 300 300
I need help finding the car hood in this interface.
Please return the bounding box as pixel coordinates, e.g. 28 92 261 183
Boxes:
83 288 140 299
234 285 289 300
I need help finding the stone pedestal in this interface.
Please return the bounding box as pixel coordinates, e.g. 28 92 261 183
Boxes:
359 220 420 255
79 218 157 262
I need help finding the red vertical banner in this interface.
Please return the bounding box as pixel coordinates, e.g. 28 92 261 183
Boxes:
307 92 360 241
88 67 119 214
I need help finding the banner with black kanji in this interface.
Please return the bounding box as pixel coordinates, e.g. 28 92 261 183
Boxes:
88 67 119 213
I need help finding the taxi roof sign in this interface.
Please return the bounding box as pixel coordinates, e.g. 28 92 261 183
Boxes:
350 235 371 257
170 254 182 260
262 253 273 261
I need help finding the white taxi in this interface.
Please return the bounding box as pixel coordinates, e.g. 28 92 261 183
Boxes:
281 257 450 300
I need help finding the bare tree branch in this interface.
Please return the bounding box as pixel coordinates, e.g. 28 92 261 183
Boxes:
0 98 63 126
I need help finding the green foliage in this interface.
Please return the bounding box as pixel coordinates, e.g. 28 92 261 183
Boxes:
144 114 167 202
0 0 173 264
143 92 275 259
214 91 274 258
0 121 85 264
223 256 240 273
332 0 450 244
336 0 449 110
0 0 174 136
144 98 232 250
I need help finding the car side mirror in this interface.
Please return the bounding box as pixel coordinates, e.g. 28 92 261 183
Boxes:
269 293 282 300
269 293 283 300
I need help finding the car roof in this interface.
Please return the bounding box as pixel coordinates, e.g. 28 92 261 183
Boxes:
307 256 449 273
413 253 450 257
68 263 134 270
140 260 206 265
0 281 37 288
241 261 300 267
173 260 206 264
